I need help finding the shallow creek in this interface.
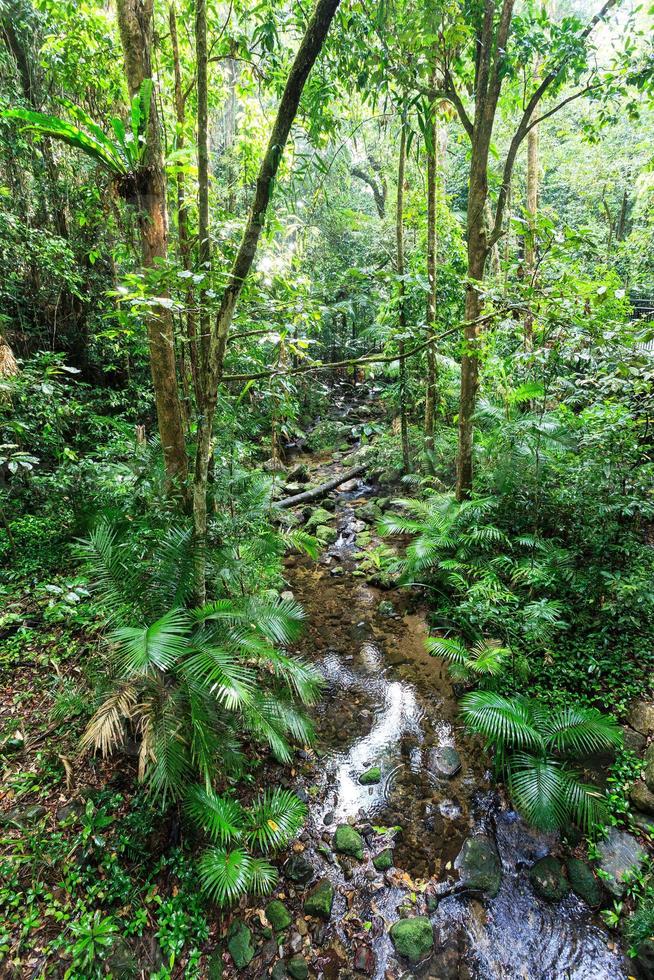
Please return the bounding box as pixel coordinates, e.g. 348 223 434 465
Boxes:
258 453 629 979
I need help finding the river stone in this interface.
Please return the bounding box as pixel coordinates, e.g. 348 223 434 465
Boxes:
334 824 365 859
454 835 502 897
353 945 375 974
271 962 287 980
266 899 292 932
630 781 654 815
285 854 315 886
643 744 654 793
597 827 646 896
634 938 654 977
377 600 396 617
430 746 462 779
305 507 334 530
389 917 434 964
622 726 647 753
287 955 309 979
316 525 338 544
529 856 569 901
627 700 654 736
373 848 394 871
227 920 254 970
0 804 46 828
566 857 602 908
359 766 381 785
303 878 334 920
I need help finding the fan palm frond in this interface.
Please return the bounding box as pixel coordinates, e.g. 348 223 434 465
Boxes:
460 690 543 751
185 786 245 844
111 608 190 674
245 788 307 851
541 706 623 757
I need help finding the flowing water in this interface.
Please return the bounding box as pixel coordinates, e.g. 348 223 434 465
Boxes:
271 446 630 980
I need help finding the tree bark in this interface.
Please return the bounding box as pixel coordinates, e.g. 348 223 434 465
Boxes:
192 0 342 601
424 106 438 462
396 122 411 475
170 3 200 406
196 0 211 376
116 0 188 492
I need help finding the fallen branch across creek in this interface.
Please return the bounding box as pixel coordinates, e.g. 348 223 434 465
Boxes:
274 464 366 509
223 306 522 383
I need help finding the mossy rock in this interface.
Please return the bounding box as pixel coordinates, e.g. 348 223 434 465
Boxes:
566 857 602 908
305 507 334 530
227 919 254 970
303 878 334 920
454 835 502 897
334 824 364 859
316 524 338 544
529 856 569 902
389 916 434 964
266 899 292 932
284 854 315 885
287 955 309 979
359 766 381 785
373 848 393 871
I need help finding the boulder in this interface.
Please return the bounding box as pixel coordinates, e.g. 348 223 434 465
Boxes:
429 746 462 779
359 766 381 786
389 917 434 964
316 525 338 545
303 878 334 920
627 700 654 736
287 955 309 979
334 824 364 859
305 507 334 530
622 726 647 753
633 939 654 978
630 781 654 816
597 827 646 897
644 744 654 793
454 835 502 898
529 856 568 901
227 920 254 970
566 857 602 908
266 899 292 932
372 848 394 872
285 854 315 886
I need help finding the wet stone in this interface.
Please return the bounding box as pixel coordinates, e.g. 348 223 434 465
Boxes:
359 766 381 785
303 878 334 920
334 824 365 859
454 835 502 898
529 856 569 901
285 854 315 886
389 916 434 964
353 944 376 974
429 746 462 779
266 899 292 932
323 810 335 825
627 700 654 736
644 743 654 793
373 849 394 871
227 920 254 970
597 827 646 896
287 955 309 979
566 857 602 908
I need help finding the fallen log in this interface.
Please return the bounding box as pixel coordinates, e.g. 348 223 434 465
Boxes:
274 464 365 509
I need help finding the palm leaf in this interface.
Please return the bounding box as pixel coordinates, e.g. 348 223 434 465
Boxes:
245 788 306 851
508 753 571 831
111 608 190 674
460 690 543 751
185 786 245 845
542 706 623 757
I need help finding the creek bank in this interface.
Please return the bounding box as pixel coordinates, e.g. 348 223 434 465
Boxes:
217 412 637 979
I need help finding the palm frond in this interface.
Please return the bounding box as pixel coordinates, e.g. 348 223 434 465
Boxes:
245 788 306 852
541 706 623 757
185 786 245 845
460 691 543 751
111 608 190 674
80 682 137 755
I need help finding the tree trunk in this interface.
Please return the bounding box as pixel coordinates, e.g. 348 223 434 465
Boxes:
170 3 200 407
196 0 211 376
116 0 188 492
424 108 438 462
524 93 539 348
396 122 410 474
192 0 342 601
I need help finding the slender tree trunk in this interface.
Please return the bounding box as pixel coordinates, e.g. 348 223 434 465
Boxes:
524 87 539 348
424 107 438 463
396 122 410 474
116 0 188 492
192 0 342 601
170 3 200 406
196 0 211 376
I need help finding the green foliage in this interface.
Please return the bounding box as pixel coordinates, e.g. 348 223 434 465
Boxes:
77 521 320 801
461 690 623 831
3 80 153 177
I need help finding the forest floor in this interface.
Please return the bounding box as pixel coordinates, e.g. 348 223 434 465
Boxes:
0 390 649 979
